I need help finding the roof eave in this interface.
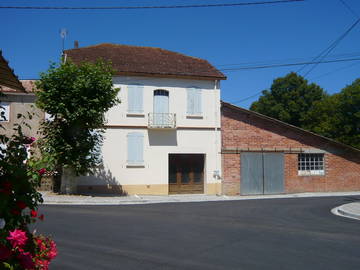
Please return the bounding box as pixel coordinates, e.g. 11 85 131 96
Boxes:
115 71 226 80
0 51 26 92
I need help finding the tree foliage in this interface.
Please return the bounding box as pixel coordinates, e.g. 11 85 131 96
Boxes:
35 60 120 176
306 79 360 149
250 72 360 149
250 72 327 127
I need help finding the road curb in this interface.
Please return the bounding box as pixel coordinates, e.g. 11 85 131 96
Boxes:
332 203 360 221
40 192 360 206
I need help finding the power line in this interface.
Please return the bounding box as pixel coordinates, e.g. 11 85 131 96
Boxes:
215 51 360 67
297 1 360 77
339 0 359 18
302 17 360 78
310 61 360 80
231 90 264 104
218 57 360 72
0 0 305 10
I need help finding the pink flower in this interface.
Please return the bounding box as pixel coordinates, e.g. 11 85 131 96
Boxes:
18 251 35 269
0 244 12 261
31 209 38 218
35 258 49 270
48 240 57 260
6 229 28 249
38 168 47 176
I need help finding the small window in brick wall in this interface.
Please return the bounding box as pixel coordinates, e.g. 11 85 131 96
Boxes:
298 153 325 176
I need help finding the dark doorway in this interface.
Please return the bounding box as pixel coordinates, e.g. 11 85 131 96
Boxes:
169 154 205 194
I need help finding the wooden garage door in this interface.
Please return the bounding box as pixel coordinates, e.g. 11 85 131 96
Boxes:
169 154 204 194
241 152 284 195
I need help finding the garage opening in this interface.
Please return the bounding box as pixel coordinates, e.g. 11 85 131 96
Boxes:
169 154 205 194
241 152 284 195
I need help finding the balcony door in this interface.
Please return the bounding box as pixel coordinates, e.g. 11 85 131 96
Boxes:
153 90 169 126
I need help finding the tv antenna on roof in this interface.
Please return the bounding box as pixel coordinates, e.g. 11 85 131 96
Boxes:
60 28 68 52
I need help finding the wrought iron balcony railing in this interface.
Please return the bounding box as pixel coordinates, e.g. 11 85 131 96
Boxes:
148 113 176 129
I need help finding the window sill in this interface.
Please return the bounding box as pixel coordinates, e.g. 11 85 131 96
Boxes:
126 164 145 168
127 113 145 117
298 171 325 176
186 115 203 119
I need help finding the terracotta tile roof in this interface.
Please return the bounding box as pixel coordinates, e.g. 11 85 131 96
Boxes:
1 80 37 93
65 43 226 80
0 51 25 92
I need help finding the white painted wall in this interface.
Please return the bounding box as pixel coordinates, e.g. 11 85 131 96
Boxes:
77 75 222 193
106 76 221 128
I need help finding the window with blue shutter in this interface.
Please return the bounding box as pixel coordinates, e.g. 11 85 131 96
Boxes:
127 85 144 113
187 87 202 116
127 132 144 165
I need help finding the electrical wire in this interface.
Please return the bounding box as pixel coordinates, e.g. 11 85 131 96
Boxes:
231 90 264 104
218 57 360 72
310 61 360 80
302 17 360 78
339 0 359 18
215 51 360 67
0 0 305 10
296 1 360 77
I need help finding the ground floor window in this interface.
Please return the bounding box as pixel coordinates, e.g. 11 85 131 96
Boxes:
298 153 325 176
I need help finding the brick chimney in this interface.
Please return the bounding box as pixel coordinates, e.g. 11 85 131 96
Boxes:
74 40 79 49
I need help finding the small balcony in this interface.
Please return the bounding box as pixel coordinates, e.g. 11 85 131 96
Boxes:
148 113 176 129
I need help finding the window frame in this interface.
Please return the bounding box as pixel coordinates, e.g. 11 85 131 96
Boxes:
298 153 325 176
0 102 10 122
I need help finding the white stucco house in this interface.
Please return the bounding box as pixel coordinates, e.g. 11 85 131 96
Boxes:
65 43 226 195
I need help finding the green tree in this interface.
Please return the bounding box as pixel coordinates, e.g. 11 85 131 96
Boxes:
250 72 327 127
336 79 360 148
303 93 341 139
306 79 360 149
35 60 120 193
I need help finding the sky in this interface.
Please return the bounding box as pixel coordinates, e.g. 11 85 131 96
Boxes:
1 0 360 108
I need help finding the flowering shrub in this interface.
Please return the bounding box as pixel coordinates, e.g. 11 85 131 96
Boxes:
0 228 57 270
0 118 57 269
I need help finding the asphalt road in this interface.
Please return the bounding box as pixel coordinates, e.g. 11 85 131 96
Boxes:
34 196 360 270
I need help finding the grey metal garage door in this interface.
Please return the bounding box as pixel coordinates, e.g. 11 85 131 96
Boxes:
241 152 284 195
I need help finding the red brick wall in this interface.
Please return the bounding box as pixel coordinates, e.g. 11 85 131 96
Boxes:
221 105 360 195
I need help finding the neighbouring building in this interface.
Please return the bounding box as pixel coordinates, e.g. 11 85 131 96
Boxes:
0 50 41 139
1 80 42 139
65 43 226 195
221 102 360 196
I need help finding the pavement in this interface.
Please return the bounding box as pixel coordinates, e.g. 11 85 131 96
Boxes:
40 191 360 220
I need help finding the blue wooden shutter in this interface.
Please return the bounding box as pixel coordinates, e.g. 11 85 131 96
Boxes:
127 132 144 164
187 88 195 115
187 88 201 115
128 85 143 113
194 88 202 115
